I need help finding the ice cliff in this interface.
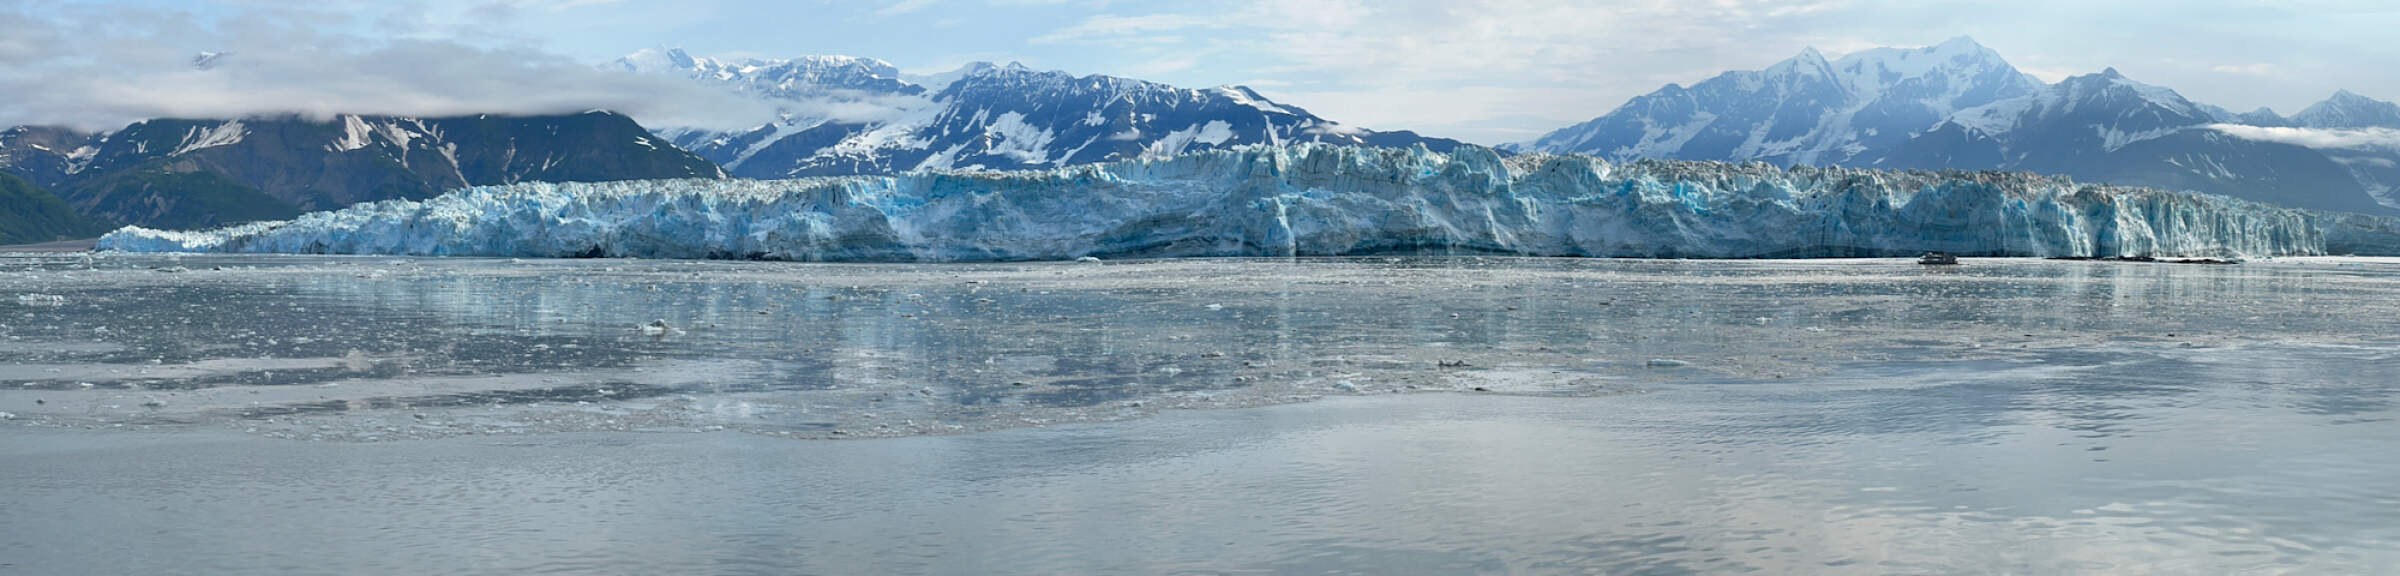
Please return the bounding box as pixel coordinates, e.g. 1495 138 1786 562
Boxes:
97 144 2400 261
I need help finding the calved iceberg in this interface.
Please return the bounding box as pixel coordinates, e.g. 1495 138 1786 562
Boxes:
98 144 2400 261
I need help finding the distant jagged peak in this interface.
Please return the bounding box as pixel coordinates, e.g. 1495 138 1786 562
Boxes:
612 47 701 74
936 59 1269 107
2230 106 2290 127
1738 36 2027 99
951 60 1060 80
2295 89 2400 129
2052 67 2202 114
1761 46 1835 81
1838 36 2002 63
1933 35 1993 52
613 47 921 103
614 48 905 83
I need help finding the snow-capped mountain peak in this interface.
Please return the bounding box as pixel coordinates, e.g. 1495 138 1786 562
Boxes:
1515 36 2039 166
616 48 1461 179
2232 107 2290 127
1827 36 2022 104
1764 47 1833 80
2295 89 2400 129
1520 39 2400 218
611 47 702 75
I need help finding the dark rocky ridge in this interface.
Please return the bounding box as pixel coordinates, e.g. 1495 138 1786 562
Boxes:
2 112 723 229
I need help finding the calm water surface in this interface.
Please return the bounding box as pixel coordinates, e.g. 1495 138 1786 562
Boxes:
2 255 2397 574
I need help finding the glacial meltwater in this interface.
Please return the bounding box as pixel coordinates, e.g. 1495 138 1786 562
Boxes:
3 254 2398 574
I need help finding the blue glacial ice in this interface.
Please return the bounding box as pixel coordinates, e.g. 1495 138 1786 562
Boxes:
98 144 2400 261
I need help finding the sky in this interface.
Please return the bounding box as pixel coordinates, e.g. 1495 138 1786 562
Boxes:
5 0 2399 144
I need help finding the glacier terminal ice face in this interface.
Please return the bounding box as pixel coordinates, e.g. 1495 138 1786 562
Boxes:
97 144 2400 261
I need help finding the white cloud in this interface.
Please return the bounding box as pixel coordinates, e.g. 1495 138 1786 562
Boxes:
1122 54 1203 76
10 0 2400 148
2210 124 2400 150
2211 63 2278 77
766 91 940 127
876 0 936 17
1029 14 1213 45
0 3 778 132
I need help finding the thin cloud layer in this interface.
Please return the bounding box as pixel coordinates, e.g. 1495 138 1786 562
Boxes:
2210 124 2400 150
8 0 2400 146
0 3 777 132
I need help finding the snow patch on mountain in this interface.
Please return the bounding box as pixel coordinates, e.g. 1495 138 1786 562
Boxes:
979 112 1057 165
171 121 247 156
1144 121 1235 159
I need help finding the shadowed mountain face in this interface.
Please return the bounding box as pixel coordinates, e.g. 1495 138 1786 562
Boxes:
0 171 110 244
1516 38 2400 217
615 49 1468 179
1 112 724 230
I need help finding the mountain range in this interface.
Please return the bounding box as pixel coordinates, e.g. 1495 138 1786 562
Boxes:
0 52 1461 233
0 112 721 230
611 48 1463 179
6 39 2399 237
1509 37 2400 217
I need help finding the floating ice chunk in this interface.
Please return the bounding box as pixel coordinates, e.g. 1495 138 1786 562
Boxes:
15 294 66 307
1646 359 1692 368
639 320 678 337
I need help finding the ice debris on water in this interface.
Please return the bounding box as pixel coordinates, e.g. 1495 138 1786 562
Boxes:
1646 359 1692 368
15 294 66 306
91 144 2400 261
639 320 677 337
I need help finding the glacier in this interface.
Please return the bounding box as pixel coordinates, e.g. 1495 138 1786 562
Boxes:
97 144 2400 261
